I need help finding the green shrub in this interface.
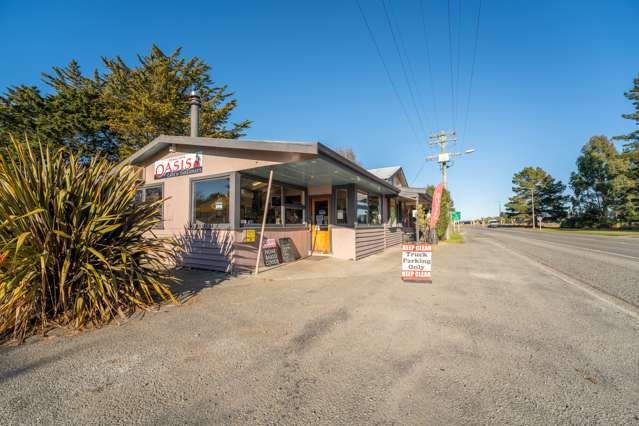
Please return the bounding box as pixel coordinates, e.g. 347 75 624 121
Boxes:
0 136 179 343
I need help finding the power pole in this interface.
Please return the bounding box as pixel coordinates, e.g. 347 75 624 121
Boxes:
530 186 535 230
426 130 475 239
498 201 502 224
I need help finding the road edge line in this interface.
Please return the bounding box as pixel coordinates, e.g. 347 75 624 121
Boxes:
484 238 639 321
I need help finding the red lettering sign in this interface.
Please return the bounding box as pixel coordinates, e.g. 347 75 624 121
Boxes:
401 243 432 282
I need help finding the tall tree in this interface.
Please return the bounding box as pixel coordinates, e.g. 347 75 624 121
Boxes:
506 166 568 225
102 45 251 158
570 136 636 222
0 86 47 143
41 60 118 159
0 45 251 161
613 74 639 220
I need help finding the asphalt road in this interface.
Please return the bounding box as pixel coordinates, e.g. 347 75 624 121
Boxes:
467 227 639 308
1 235 638 425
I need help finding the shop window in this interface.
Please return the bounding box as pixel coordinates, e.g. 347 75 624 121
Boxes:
135 184 164 228
192 177 230 226
284 187 305 225
336 188 348 225
369 195 381 225
356 191 368 225
389 197 397 226
239 176 282 226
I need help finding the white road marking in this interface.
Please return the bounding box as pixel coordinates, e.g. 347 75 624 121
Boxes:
484 238 639 321
494 230 639 261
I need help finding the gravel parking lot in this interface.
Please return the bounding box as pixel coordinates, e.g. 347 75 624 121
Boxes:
1 234 638 425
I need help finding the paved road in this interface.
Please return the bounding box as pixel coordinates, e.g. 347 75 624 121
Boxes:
1 235 638 425
466 227 639 308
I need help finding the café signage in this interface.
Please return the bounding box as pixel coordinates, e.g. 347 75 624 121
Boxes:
154 152 203 179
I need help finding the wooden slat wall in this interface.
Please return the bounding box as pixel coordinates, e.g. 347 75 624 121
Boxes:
355 227 385 260
232 227 309 273
385 226 402 248
177 229 234 272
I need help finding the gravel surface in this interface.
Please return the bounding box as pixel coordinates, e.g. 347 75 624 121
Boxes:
1 234 638 425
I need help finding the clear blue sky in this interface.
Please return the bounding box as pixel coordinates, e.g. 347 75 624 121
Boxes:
1 0 638 219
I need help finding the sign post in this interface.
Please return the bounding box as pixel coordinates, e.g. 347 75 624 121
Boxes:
401 243 432 282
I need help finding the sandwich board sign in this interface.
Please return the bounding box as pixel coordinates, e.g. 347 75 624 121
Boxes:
401 243 432 282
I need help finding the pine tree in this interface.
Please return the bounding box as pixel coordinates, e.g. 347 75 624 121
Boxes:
101 45 251 158
506 166 568 225
570 136 637 223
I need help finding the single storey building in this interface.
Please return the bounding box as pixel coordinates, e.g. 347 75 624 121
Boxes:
124 94 430 272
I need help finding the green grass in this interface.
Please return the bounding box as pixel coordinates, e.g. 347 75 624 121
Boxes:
447 232 464 243
538 228 639 237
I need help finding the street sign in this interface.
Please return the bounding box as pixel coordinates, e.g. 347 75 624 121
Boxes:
401 243 432 282
451 211 461 221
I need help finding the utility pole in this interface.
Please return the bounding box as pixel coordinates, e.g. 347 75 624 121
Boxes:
498 201 502 224
530 186 535 230
426 130 475 239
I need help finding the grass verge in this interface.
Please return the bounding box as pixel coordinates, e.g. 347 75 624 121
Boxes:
447 232 464 243
538 228 639 237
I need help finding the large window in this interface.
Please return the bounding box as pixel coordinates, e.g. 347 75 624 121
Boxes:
284 186 305 225
240 176 304 226
192 177 230 226
357 192 368 225
336 188 348 225
369 195 381 225
135 184 164 228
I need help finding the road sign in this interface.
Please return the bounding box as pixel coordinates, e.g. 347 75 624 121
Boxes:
401 243 432 282
451 211 461 221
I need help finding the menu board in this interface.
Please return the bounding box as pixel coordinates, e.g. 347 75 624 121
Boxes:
262 238 280 267
278 238 299 263
401 243 432 282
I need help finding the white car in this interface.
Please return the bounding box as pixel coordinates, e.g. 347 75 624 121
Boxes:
487 220 499 228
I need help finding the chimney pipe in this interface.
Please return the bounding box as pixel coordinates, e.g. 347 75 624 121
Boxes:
190 89 201 137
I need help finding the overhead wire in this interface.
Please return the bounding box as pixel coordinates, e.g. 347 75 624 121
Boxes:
386 0 430 132
355 0 422 144
380 0 428 138
461 0 483 147
447 0 456 130
419 0 440 130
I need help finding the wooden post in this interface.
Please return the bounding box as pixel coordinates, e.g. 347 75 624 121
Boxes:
254 170 274 276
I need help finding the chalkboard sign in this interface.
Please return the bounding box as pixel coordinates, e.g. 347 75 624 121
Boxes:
262 238 280 267
278 237 299 263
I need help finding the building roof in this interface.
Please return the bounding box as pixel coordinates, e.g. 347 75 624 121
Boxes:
367 166 402 180
123 135 399 194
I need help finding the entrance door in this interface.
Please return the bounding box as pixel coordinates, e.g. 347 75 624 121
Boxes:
310 196 330 254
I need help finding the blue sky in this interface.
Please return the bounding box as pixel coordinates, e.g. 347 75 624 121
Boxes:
1 0 638 219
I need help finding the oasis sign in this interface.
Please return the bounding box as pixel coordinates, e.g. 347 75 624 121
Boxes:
154 152 203 179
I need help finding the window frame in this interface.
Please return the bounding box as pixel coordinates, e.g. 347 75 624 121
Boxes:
137 183 165 229
356 191 369 225
335 188 349 225
238 173 306 228
190 174 232 229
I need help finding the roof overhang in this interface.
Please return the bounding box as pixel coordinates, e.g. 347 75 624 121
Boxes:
122 135 319 167
122 135 398 194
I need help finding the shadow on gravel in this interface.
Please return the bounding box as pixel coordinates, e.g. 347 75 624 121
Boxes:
168 268 228 303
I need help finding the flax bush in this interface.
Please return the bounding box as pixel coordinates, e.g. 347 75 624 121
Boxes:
0 136 179 343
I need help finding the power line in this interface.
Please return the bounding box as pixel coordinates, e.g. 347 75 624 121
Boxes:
447 0 456 130
461 0 483 145
386 0 430 130
380 0 428 137
419 0 439 130
355 0 421 143
454 0 463 131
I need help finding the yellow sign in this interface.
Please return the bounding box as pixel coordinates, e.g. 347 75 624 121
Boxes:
245 229 256 243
